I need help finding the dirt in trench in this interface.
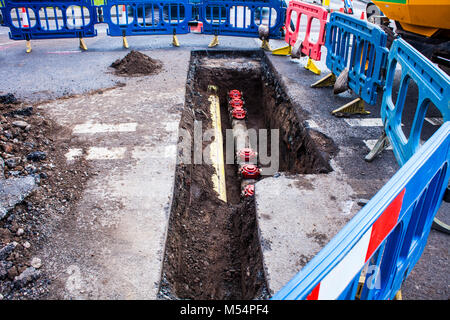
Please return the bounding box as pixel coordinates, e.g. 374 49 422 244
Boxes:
158 53 268 300
110 50 163 77
0 94 92 299
159 51 337 300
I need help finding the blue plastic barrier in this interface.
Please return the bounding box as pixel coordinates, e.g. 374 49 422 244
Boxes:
102 0 192 37
272 122 450 300
381 38 450 166
0 0 286 42
0 0 98 40
325 12 389 105
198 0 285 39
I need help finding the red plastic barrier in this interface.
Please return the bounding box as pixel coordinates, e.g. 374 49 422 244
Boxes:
284 1 328 61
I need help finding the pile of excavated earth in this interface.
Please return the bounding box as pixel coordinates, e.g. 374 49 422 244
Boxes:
110 50 163 77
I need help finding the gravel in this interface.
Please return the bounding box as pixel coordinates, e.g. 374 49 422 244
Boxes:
0 94 92 299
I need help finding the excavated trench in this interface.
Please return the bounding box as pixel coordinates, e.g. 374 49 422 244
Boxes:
158 50 336 300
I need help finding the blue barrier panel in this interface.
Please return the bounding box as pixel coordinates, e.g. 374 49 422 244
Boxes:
325 12 389 105
272 122 450 300
198 0 285 39
381 38 450 166
103 0 192 37
0 0 98 40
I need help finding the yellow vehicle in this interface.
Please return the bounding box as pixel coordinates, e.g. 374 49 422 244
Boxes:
371 0 450 37
367 0 450 69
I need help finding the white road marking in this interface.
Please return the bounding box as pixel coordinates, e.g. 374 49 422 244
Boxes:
66 147 128 161
131 145 177 160
425 117 444 126
0 42 21 50
86 147 127 160
47 50 82 54
344 118 383 127
65 148 82 161
305 119 319 129
73 122 138 134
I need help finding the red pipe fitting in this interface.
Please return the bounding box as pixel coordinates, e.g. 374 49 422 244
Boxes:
231 107 246 120
228 89 242 100
229 98 244 109
238 148 257 162
243 184 255 197
240 164 261 179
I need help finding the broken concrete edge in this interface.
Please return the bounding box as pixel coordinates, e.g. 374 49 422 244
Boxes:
155 176 178 300
0 174 39 220
13 266 41 288
155 51 198 300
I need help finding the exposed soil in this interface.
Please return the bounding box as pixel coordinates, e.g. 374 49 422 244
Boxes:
260 57 337 174
110 50 163 77
0 94 92 299
158 51 336 300
158 53 268 300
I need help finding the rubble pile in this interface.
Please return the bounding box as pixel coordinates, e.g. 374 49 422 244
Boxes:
0 94 91 299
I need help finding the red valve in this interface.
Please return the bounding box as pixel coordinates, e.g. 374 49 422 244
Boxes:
240 164 261 179
228 89 242 100
243 184 255 197
238 148 257 162
229 98 244 109
232 107 246 120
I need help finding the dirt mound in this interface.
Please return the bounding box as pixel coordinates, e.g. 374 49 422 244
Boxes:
110 50 163 77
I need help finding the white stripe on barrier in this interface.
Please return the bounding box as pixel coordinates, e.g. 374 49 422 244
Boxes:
344 118 383 127
317 229 372 299
21 7 30 28
309 189 405 299
119 5 127 25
